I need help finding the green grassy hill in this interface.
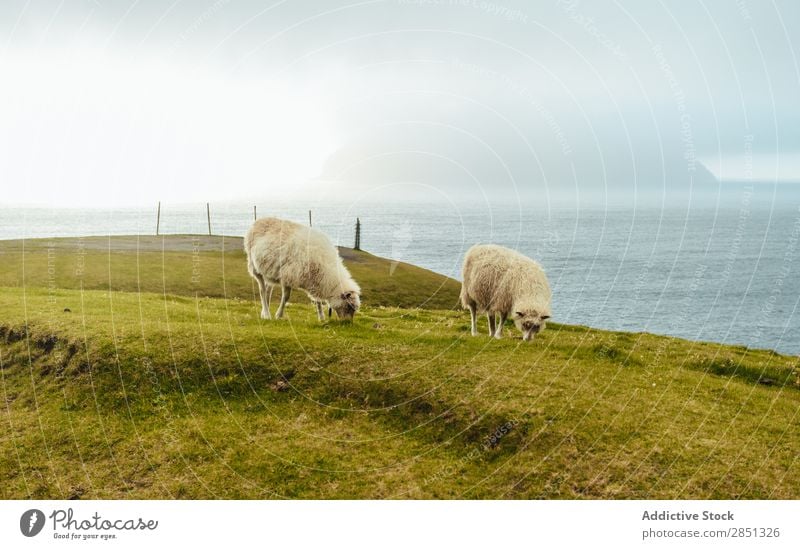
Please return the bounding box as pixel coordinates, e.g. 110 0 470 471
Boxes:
0 236 798 499
0 235 461 309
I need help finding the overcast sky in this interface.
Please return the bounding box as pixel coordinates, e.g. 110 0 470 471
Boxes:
1 0 799 207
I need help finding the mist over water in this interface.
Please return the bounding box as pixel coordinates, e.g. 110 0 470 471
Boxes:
2 186 799 354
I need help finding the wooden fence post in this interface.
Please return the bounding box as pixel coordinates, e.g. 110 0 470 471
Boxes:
253 205 257 221
156 201 161 235
354 218 361 250
207 203 212 235
308 210 312 227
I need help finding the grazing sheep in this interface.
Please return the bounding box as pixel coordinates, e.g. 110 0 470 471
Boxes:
460 244 551 341
244 217 361 321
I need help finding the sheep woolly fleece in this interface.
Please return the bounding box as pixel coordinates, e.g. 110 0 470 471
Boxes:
460 244 551 315
244 217 360 303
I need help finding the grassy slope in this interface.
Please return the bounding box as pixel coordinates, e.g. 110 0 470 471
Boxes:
0 237 798 499
0 236 461 310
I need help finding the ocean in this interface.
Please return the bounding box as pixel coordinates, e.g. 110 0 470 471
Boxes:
2 191 799 355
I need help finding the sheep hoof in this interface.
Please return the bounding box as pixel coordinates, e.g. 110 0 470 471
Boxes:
494 334 503 340
260 311 271 320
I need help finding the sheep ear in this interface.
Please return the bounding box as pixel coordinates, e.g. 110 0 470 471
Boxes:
343 291 352 299
541 315 551 320
515 311 524 317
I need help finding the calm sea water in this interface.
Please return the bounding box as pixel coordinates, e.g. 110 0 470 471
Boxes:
2 192 799 355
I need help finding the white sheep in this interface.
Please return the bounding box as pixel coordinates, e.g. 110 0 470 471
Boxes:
460 244 551 341
244 217 361 321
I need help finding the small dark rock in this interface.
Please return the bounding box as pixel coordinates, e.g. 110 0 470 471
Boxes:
758 377 776 386
63 308 71 313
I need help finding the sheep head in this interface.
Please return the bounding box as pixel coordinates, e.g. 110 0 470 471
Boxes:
329 275 361 322
513 305 550 341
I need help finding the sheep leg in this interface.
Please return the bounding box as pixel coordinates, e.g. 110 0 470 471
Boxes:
315 301 325 321
468 303 478 336
487 312 497 338
494 312 507 339
276 285 292 319
255 274 272 319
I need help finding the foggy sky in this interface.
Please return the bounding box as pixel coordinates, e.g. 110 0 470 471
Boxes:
1 0 799 206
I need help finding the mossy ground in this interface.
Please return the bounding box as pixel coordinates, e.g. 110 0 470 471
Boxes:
0 237 798 499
